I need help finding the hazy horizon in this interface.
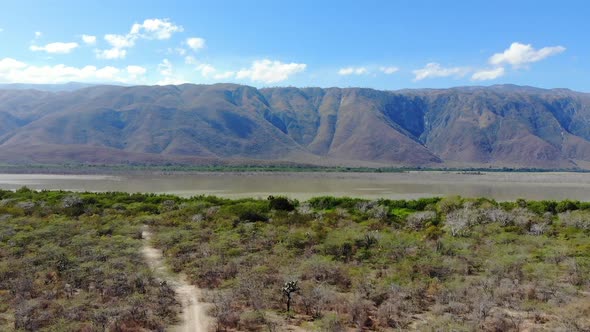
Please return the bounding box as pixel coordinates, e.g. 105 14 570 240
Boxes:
1 81 589 94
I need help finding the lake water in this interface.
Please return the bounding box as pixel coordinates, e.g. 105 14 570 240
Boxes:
0 172 590 201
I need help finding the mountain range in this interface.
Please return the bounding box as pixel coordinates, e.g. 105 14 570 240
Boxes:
1 83 590 169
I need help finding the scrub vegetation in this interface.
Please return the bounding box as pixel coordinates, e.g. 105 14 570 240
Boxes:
1 188 590 331
0 188 180 331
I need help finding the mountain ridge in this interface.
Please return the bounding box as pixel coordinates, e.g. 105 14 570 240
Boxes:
1 83 590 169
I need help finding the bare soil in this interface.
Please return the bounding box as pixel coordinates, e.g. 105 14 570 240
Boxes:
141 227 213 332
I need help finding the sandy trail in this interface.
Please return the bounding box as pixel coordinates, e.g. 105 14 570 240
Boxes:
141 227 212 332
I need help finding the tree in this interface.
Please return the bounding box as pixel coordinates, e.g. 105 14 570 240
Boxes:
282 280 300 313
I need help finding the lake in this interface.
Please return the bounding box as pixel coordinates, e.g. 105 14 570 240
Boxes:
1 171 590 201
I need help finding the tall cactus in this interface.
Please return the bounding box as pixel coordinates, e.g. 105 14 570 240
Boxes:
282 280 300 313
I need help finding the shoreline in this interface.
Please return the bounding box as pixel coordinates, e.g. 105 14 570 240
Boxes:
1 164 590 176
3 171 590 202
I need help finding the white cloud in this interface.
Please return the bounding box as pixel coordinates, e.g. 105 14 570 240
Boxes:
96 34 135 59
409 42 564 82
338 67 368 75
0 28 4 33
168 47 186 56
186 37 205 51
104 34 135 49
379 66 399 74
96 34 134 59
97 18 183 60
156 77 189 85
94 66 120 79
96 48 127 60
34 31 42 38
130 18 183 40
197 63 215 77
338 66 399 76
81 34 96 45
30 42 79 54
489 42 565 67
184 57 235 80
0 58 27 71
0 57 146 83
185 55 198 65
471 67 505 81
156 58 188 85
236 59 306 83
413 62 469 81
214 71 235 80
127 65 147 76
158 59 173 76
122 65 147 83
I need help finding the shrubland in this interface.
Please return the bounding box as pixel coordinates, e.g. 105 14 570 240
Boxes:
1 188 589 331
0 188 180 331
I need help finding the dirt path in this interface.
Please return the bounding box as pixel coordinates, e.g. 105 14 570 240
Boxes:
141 227 212 332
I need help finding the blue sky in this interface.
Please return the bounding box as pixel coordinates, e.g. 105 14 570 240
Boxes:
0 0 588 90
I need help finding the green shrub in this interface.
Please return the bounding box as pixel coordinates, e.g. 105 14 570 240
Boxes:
527 200 558 214
556 199 581 213
268 195 296 211
308 196 363 210
225 201 270 223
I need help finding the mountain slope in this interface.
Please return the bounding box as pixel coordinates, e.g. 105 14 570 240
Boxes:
411 86 590 168
0 84 315 163
1 84 589 168
260 87 441 164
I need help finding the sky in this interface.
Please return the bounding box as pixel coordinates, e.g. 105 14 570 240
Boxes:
0 0 588 90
